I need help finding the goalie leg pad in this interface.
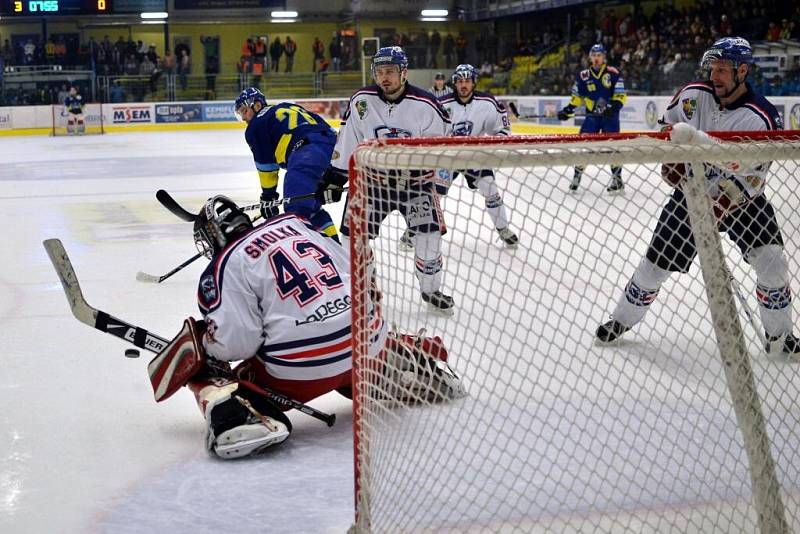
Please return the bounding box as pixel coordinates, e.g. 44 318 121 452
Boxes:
148 317 206 402
380 330 467 403
189 378 292 459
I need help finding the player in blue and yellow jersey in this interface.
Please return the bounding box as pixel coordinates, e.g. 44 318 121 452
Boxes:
558 44 627 193
234 87 339 240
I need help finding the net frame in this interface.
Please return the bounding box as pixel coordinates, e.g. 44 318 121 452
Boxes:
51 103 105 136
348 130 800 534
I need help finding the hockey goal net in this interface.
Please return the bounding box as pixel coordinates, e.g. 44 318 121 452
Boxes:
348 129 800 533
51 103 105 135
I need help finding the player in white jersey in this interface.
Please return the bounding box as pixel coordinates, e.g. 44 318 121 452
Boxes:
595 37 800 355
63 86 85 135
414 63 518 248
146 196 465 459
320 46 455 314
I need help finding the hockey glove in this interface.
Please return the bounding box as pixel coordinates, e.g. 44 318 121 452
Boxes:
557 106 574 121
260 189 280 220
316 166 348 203
604 100 623 117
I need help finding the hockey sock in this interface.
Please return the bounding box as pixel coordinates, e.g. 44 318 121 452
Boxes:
749 244 793 337
612 258 671 326
475 177 509 230
309 209 339 243
414 232 443 295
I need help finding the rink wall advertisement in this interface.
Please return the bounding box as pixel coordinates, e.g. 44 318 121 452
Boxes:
3 96 800 135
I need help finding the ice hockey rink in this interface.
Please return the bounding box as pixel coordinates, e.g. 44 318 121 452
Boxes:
3 129 800 533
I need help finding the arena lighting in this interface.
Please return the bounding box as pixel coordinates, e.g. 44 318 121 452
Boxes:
420 9 448 16
140 12 168 19
421 17 447 21
271 10 299 17
142 20 167 24
270 18 296 23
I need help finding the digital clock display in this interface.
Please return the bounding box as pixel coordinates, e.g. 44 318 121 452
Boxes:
1 0 111 15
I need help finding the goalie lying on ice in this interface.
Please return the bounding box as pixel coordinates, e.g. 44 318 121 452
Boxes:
147 195 466 459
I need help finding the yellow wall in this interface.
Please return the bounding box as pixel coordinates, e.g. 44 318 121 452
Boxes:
0 18 476 73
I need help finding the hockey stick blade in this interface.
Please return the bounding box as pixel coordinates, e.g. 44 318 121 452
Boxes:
43 238 170 352
135 251 204 284
136 271 163 283
156 189 198 222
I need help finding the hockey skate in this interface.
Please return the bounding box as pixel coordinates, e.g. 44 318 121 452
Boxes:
204 386 290 459
595 320 631 344
422 291 455 316
497 227 519 248
606 176 625 194
398 229 414 252
765 333 800 357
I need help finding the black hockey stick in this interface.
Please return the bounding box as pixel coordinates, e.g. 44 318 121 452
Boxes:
507 101 587 120
136 251 204 284
43 238 336 427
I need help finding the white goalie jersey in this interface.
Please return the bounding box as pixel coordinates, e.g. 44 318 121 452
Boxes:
331 83 450 172
438 90 511 137
197 214 386 382
661 80 782 198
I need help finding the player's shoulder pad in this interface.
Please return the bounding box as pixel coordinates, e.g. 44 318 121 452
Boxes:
744 91 783 130
579 69 590 81
404 84 450 123
473 90 506 113
666 80 714 109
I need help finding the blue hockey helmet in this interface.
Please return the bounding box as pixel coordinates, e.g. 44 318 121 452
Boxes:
452 64 478 84
372 46 409 74
700 37 753 69
234 87 267 121
589 44 606 55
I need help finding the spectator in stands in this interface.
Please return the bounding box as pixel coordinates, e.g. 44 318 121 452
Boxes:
178 49 190 91
56 84 69 105
23 39 36 65
443 33 455 67
54 37 66 65
45 38 56 64
780 19 792 40
720 14 733 36
766 22 781 41
253 37 267 72
269 37 282 72
2 39 12 66
163 49 176 76
455 32 468 65
283 36 297 73
329 34 341 72
110 80 125 103
312 37 324 72
242 37 254 70
430 29 441 68
205 55 218 98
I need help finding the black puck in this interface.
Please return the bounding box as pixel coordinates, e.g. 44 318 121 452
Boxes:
124 348 141 358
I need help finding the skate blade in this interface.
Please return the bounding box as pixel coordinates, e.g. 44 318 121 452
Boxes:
427 303 455 317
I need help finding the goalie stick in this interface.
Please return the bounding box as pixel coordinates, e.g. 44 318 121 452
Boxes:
43 238 336 427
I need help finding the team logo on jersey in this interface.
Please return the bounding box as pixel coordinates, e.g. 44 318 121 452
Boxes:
601 73 612 88
295 295 352 325
200 275 217 303
645 101 658 128
745 175 762 189
356 99 368 119
682 98 697 120
374 126 413 138
580 70 590 81
331 150 340 161
587 83 596 92
452 121 474 136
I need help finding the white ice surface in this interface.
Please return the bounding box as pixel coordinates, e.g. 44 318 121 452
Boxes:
0 131 353 534
2 131 799 534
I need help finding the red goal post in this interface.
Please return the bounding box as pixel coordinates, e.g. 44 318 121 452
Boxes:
51 103 105 136
348 129 800 533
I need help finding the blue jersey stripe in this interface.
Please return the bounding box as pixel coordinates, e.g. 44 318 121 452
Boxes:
259 351 352 367
262 324 352 352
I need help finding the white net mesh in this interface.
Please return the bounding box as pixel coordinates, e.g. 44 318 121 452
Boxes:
51 103 105 135
349 132 800 533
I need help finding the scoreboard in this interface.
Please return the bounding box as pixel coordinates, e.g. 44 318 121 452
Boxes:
0 0 165 14
1 0 111 15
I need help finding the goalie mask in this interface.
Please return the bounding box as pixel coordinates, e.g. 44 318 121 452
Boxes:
194 195 252 259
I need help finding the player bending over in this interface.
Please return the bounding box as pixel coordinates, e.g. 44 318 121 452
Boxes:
400 64 518 251
557 44 627 193
64 86 86 135
235 87 340 240
146 196 466 459
596 37 800 356
318 46 456 315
